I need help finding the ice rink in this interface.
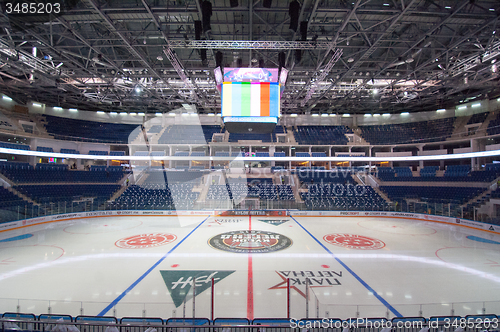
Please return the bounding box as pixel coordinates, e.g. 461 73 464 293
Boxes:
1 213 500 320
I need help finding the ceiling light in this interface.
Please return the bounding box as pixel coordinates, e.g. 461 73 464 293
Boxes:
445 6 451 9
135 85 142 93
2 95 12 101
383 113 390 117
321 114 329 117
169 113 176 116
69 108 78 112
290 114 298 117
55 62 63 68
347 58 354 63
311 114 319 117
182 113 189 116
97 111 105 114
207 113 215 117
383 3 389 6
436 109 446 113
373 89 378 94
119 112 127 115
364 114 372 117
489 8 495 12
329 113 336 117
471 103 481 108
138 112 145 116
342 113 350 117
33 103 42 107
53 107 62 111
157 55 163 61
110 112 117 115
216 113 221 116
130 112 137 115
401 112 409 116
190 113 197 116
155 112 162 116
373 114 380 117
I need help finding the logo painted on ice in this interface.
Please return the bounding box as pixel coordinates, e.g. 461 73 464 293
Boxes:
258 219 288 226
160 270 235 307
115 233 177 249
209 230 292 253
323 233 385 250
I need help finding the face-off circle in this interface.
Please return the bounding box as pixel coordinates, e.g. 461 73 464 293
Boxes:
323 233 385 250
209 230 292 253
115 233 177 249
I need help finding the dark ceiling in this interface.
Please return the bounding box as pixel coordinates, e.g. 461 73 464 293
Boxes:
0 0 499 115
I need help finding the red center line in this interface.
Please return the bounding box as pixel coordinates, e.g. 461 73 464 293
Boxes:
247 213 254 320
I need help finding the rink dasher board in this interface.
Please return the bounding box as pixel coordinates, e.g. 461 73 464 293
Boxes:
1 210 499 235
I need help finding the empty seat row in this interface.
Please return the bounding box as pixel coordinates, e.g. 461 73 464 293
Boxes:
360 118 455 145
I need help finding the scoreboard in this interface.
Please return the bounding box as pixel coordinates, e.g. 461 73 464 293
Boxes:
219 68 282 133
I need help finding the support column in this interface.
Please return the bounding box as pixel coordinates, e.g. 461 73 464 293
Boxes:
328 147 332 170
169 146 172 169
390 146 394 168
418 145 424 170
439 144 445 170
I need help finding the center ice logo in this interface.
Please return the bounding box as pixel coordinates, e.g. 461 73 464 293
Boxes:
208 230 292 253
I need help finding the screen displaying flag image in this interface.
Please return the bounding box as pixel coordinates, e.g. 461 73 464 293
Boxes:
222 82 280 118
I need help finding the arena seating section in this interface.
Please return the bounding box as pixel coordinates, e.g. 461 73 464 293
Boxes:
293 125 351 145
15 184 120 203
467 112 488 124
487 113 500 135
43 115 138 143
380 186 484 204
36 146 54 152
0 142 30 150
0 163 125 183
359 118 455 144
0 186 38 222
296 169 390 210
148 125 162 133
110 170 203 210
377 164 500 182
206 178 294 201
158 125 221 144
0 161 126 215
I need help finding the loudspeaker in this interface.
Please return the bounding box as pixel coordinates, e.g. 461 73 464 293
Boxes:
278 52 286 69
289 0 300 31
202 0 212 32
295 49 301 63
216 51 223 68
259 58 265 68
237 58 243 67
194 21 202 40
201 49 207 62
230 0 238 7
300 21 308 41
263 0 271 8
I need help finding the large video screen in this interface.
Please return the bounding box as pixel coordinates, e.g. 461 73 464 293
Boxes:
222 82 280 118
